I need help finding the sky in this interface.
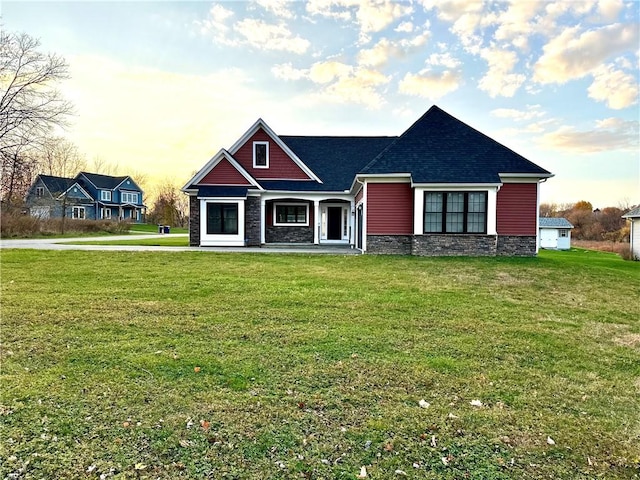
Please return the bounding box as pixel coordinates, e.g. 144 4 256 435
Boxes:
2 0 639 207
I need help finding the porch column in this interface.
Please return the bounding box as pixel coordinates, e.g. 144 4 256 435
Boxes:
260 199 266 244
313 199 320 245
350 199 355 247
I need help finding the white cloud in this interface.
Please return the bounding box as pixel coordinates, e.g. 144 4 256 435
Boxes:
478 48 525 97
534 23 639 84
271 63 308 81
195 4 235 42
596 0 624 22
588 63 638 109
256 0 295 19
234 19 310 54
539 119 639 153
492 1 546 49
425 52 461 69
395 21 414 33
309 61 354 83
399 70 462 100
491 105 546 121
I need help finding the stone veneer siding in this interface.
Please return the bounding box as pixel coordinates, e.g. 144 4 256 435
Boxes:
244 196 261 246
366 235 412 255
411 234 497 256
189 195 200 247
266 225 314 243
496 235 537 256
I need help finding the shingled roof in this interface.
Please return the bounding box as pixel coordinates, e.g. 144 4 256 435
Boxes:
38 174 75 195
539 217 573 228
360 105 551 183
279 136 396 191
80 172 129 189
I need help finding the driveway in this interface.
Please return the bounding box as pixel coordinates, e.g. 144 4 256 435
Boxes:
0 234 359 254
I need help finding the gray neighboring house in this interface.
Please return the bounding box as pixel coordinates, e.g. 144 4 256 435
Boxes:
539 217 574 250
622 206 640 260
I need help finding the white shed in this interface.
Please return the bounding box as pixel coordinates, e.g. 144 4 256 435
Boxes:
539 217 574 250
622 206 640 260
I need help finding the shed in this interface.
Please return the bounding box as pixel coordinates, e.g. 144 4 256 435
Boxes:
539 217 574 250
622 206 640 260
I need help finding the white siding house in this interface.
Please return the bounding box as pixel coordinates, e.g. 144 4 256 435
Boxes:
622 206 640 260
539 217 574 250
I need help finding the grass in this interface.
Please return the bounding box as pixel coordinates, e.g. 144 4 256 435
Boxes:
1 249 639 479
128 224 188 235
64 236 189 247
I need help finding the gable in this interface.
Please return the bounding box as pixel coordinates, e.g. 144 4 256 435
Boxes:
233 128 312 181
197 157 253 186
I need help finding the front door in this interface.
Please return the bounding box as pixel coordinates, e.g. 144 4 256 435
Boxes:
327 207 342 240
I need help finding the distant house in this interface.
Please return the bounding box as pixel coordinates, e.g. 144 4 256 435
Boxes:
539 217 574 250
622 206 640 260
25 172 145 222
182 105 553 256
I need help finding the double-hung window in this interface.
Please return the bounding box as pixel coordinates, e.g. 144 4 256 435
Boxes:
121 192 138 204
72 206 85 219
207 203 238 235
35 187 45 196
101 190 112 201
424 192 487 234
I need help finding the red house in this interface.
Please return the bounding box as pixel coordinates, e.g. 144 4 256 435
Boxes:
182 106 553 255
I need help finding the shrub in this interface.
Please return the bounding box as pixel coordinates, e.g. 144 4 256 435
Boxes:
0 210 130 238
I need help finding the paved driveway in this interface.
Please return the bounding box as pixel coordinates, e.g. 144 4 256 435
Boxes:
0 234 358 254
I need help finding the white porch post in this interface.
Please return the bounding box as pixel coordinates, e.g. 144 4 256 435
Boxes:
349 199 355 246
313 199 320 245
260 199 266 244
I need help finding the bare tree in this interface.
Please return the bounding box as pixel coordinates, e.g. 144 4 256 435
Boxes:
0 30 73 206
39 136 86 177
89 155 120 176
148 180 188 227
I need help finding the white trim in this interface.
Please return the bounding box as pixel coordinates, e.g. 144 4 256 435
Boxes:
100 190 112 201
228 118 323 183
320 203 350 243
120 191 139 204
199 198 245 247
499 174 553 183
101 207 112 219
72 206 86 219
253 141 269 169
273 202 310 226
182 149 263 191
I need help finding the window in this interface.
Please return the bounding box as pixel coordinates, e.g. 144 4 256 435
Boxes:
101 190 112 201
101 208 111 219
72 207 85 219
35 186 45 197
121 192 138 203
207 203 238 234
424 192 487 234
559 229 568 237
253 141 269 168
274 204 308 225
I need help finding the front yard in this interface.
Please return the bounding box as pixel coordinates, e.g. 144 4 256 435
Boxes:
1 249 638 479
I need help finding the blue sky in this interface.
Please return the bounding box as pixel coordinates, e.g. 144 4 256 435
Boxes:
3 0 639 207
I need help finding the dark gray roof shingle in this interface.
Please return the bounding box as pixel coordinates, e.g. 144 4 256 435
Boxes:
539 217 573 228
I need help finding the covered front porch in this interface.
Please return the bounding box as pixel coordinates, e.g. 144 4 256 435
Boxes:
259 193 354 247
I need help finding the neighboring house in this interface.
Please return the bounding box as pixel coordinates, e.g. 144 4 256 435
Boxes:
622 206 640 260
26 172 145 222
182 105 553 256
539 217 574 250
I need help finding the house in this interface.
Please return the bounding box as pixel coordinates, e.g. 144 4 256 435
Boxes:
26 172 145 222
622 206 640 260
182 105 553 256
539 217 574 250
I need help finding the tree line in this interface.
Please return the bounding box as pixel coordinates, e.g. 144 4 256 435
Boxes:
540 200 631 242
0 29 187 227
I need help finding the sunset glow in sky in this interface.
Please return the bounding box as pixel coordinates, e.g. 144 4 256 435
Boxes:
3 0 639 207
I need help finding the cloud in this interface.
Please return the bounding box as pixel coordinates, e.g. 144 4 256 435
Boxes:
395 21 414 33
271 63 308 81
399 70 462 100
491 105 546 121
256 0 295 19
588 63 638 109
478 48 525 97
357 29 431 68
539 118 639 153
234 19 310 54
195 4 234 41
533 23 639 84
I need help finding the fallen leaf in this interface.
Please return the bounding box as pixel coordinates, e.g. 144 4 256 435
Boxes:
179 439 191 448
384 443 393 451
200 419 210 430
441 457 449 466
86 465 96 473
418 399 430 408
470 399 483 407
194 366 201 373
357 465 367 478
547 436 555 445
395 470 407 476
134 463 146 470
430 435 437 447
447 413 459 419
122 421 130 428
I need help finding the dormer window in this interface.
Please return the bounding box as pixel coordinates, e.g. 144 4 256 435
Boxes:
253 141 269 168
101 190 112 201
35 187 45 196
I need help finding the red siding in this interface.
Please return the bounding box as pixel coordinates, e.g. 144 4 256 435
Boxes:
367 183 413 234
197 158 252 185
496 183 538 235
234 129 310 180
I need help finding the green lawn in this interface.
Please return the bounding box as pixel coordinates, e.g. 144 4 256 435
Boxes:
65 236 189 247
128 224 188 234
1 249 638 479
